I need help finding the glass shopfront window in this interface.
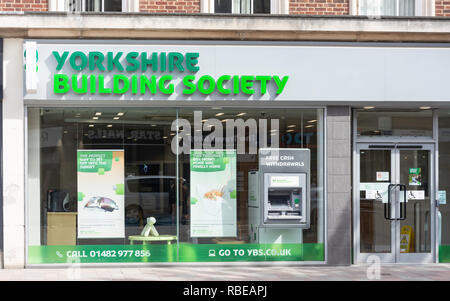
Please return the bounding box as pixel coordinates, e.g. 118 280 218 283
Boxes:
356 110 433 137
26 107 324 264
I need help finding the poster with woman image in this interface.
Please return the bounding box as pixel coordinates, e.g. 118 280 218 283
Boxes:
190 150 237 237
77 150 125 238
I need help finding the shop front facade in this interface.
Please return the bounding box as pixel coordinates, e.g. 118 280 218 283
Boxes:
3 18 450 268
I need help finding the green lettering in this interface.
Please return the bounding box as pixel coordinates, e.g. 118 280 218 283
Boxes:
52 51 69 71
168 52 184 72
159 75 174 94
69 51 88 71
90 75 96 93
141 52 158 72
241 75 255 95
182 75 196 95
217 75 231 95
140 75 157 94
255 75 272 94
72 74 88 94
98 75 112 94
88 52 105 71
185 52 199 72
54 74 69 93
198 75 215 94
113 74 129 94
160 52 167 72
125 52 139 71
107 52 124 71
273 75 289 94
131 75 138 94
232 76 240 94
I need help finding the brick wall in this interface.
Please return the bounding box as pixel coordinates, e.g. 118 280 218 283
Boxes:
436 1 450 16
0 0 48 11
290 0 349 15
139 0 200 13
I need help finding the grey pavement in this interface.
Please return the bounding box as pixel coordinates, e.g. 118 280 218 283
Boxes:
0 264 449 281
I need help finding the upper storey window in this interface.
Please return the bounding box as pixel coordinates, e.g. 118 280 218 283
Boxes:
68 0 123 12
359 0 414 16
356 0 434 17
214 0 271 14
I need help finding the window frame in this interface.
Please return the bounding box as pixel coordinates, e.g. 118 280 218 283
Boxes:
350 0 435 17
202 0 288 14
49 0 135 13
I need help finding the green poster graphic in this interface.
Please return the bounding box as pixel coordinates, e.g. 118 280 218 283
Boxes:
190 150 237 237
409 168 422 186
77 150 125 239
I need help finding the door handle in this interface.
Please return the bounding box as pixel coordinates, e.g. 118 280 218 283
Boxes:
385 184 396 220
397 184 407 220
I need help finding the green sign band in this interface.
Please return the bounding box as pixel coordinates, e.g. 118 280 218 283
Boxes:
28 243 324 264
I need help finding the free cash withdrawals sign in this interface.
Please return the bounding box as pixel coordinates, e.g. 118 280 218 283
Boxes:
190 150 237 237
77 150 125 238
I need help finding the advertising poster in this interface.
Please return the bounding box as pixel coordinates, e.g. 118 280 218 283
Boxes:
77 150 125 238
190 150 237 237
409 168 422 186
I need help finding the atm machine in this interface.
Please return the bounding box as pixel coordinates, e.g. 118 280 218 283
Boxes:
248 148 310 244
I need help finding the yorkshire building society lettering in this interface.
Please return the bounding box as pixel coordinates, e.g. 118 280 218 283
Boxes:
51 51 289 96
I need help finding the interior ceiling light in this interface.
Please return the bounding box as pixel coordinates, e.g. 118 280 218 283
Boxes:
363 106 375 110
236 113 247 116
117 112 125 116
215 112 225 117
287 125 296 128
420 106 431 110
308 119 317 123
95 112 102 116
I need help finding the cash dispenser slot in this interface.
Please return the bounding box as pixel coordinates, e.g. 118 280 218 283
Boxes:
267 188 302 219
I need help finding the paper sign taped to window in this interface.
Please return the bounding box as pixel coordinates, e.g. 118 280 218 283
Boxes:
376 172 389 181
406 190 425 201
438 190 447 205
360 182 390 203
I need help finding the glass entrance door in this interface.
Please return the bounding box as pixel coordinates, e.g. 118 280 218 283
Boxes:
355 144 435 263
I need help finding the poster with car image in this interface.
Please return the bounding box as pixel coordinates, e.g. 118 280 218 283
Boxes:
77 150 125 238
190 150 237 237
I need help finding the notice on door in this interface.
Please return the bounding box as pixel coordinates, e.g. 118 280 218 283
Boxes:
360 182 390 203
190 150 237 237
409 168 422 186
438 190 447 205
77 150 125 239
376 172 389 181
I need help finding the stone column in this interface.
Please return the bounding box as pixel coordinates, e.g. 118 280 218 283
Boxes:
326 106 352 265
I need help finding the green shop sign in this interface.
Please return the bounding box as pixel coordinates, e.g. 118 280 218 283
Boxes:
51 51 289 96
28 243 324 264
